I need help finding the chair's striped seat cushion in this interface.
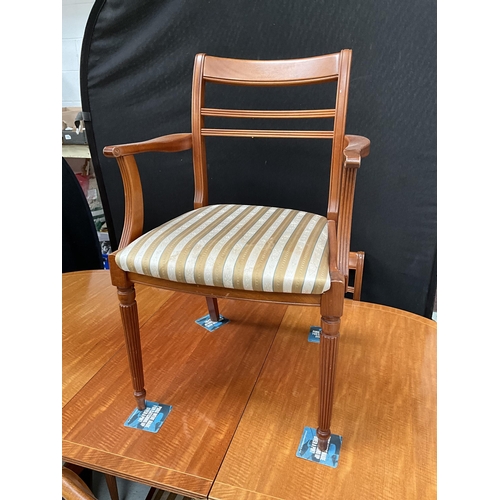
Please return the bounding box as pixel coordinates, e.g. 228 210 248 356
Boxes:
115 204 331 294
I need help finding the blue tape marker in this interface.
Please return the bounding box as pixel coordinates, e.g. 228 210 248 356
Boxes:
308 326 321 343
195 314 229 332
124 400 172 433
296 426 342 468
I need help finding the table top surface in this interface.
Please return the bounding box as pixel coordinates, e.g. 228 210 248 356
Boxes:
62 270 436 500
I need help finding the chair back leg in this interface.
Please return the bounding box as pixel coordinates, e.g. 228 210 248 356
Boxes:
206 297 221 322
352 251 365 301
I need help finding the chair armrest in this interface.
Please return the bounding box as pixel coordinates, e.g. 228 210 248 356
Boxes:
102 133 192 249
343 135 370 168
62 467 97 500
103 133 192 158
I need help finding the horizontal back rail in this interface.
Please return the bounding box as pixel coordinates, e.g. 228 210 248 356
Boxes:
201 107 336 119
201 128 334 139
203 54 340 86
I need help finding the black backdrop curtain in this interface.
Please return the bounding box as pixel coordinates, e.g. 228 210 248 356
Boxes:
80 0 436 317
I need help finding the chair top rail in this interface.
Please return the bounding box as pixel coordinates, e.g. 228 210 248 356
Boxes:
203 53 340 86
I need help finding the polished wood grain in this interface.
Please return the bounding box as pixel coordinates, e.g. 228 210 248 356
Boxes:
192 53 208 209
103 133 192 157
210 301 436 500
126 271 322 306
62 271 173 406
315 220 345 451
117 285 147 410
103 133 193 250
343 134 371 163
63 272 434 499
201 108 336 119
62 467 97 500
347 250 365 301
103 51 370 454
336 134 370 281
201 128 334 139
104 473 120 500
203 53 340 86
337 162 357 278
327 50 352 223
63 463 119 499
63 282 288 498
206 296 220 322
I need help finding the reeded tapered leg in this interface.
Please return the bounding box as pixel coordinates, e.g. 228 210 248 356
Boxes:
206 297 220 322
316 279 344 452
316 314 341 452
117 285 146 411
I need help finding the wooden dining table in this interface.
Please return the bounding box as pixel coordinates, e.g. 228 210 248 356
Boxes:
62 270 436 499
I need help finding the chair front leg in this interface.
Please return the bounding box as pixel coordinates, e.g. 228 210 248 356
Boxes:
117 285 146 411
317 279 344 452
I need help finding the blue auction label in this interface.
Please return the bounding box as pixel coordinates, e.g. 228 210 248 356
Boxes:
308 326 321 343
195 314 229 332
124 401 172 433
296 426 342 468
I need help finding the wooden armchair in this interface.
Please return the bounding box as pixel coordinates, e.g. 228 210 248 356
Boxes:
104 50 369 452
62 467 97 500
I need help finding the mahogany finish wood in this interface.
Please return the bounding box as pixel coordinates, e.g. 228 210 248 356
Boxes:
62 271 173 406
104 473 120 500
203 53 340 86
201 128 334 139
62 462 120 500
63 273 288 499
210 301 437 500
191 53 208 209
102 133 192 157
201 107 336 119
124 264 363 306
348 250 365 300
206 296 220 322
62 467 97 500
103 51 370 450
63 463 118 499
126 271 321 305
62 272 435 499
117 285 147 411
63 271 174 499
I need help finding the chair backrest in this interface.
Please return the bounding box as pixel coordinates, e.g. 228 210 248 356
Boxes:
190 50 353 273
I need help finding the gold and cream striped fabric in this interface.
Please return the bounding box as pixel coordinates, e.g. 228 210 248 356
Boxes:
115 204 331 294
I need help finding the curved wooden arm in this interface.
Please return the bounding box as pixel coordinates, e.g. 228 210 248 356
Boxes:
62 467 97 500
103 132 192 158
103 133 192 249
343 135 370 168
